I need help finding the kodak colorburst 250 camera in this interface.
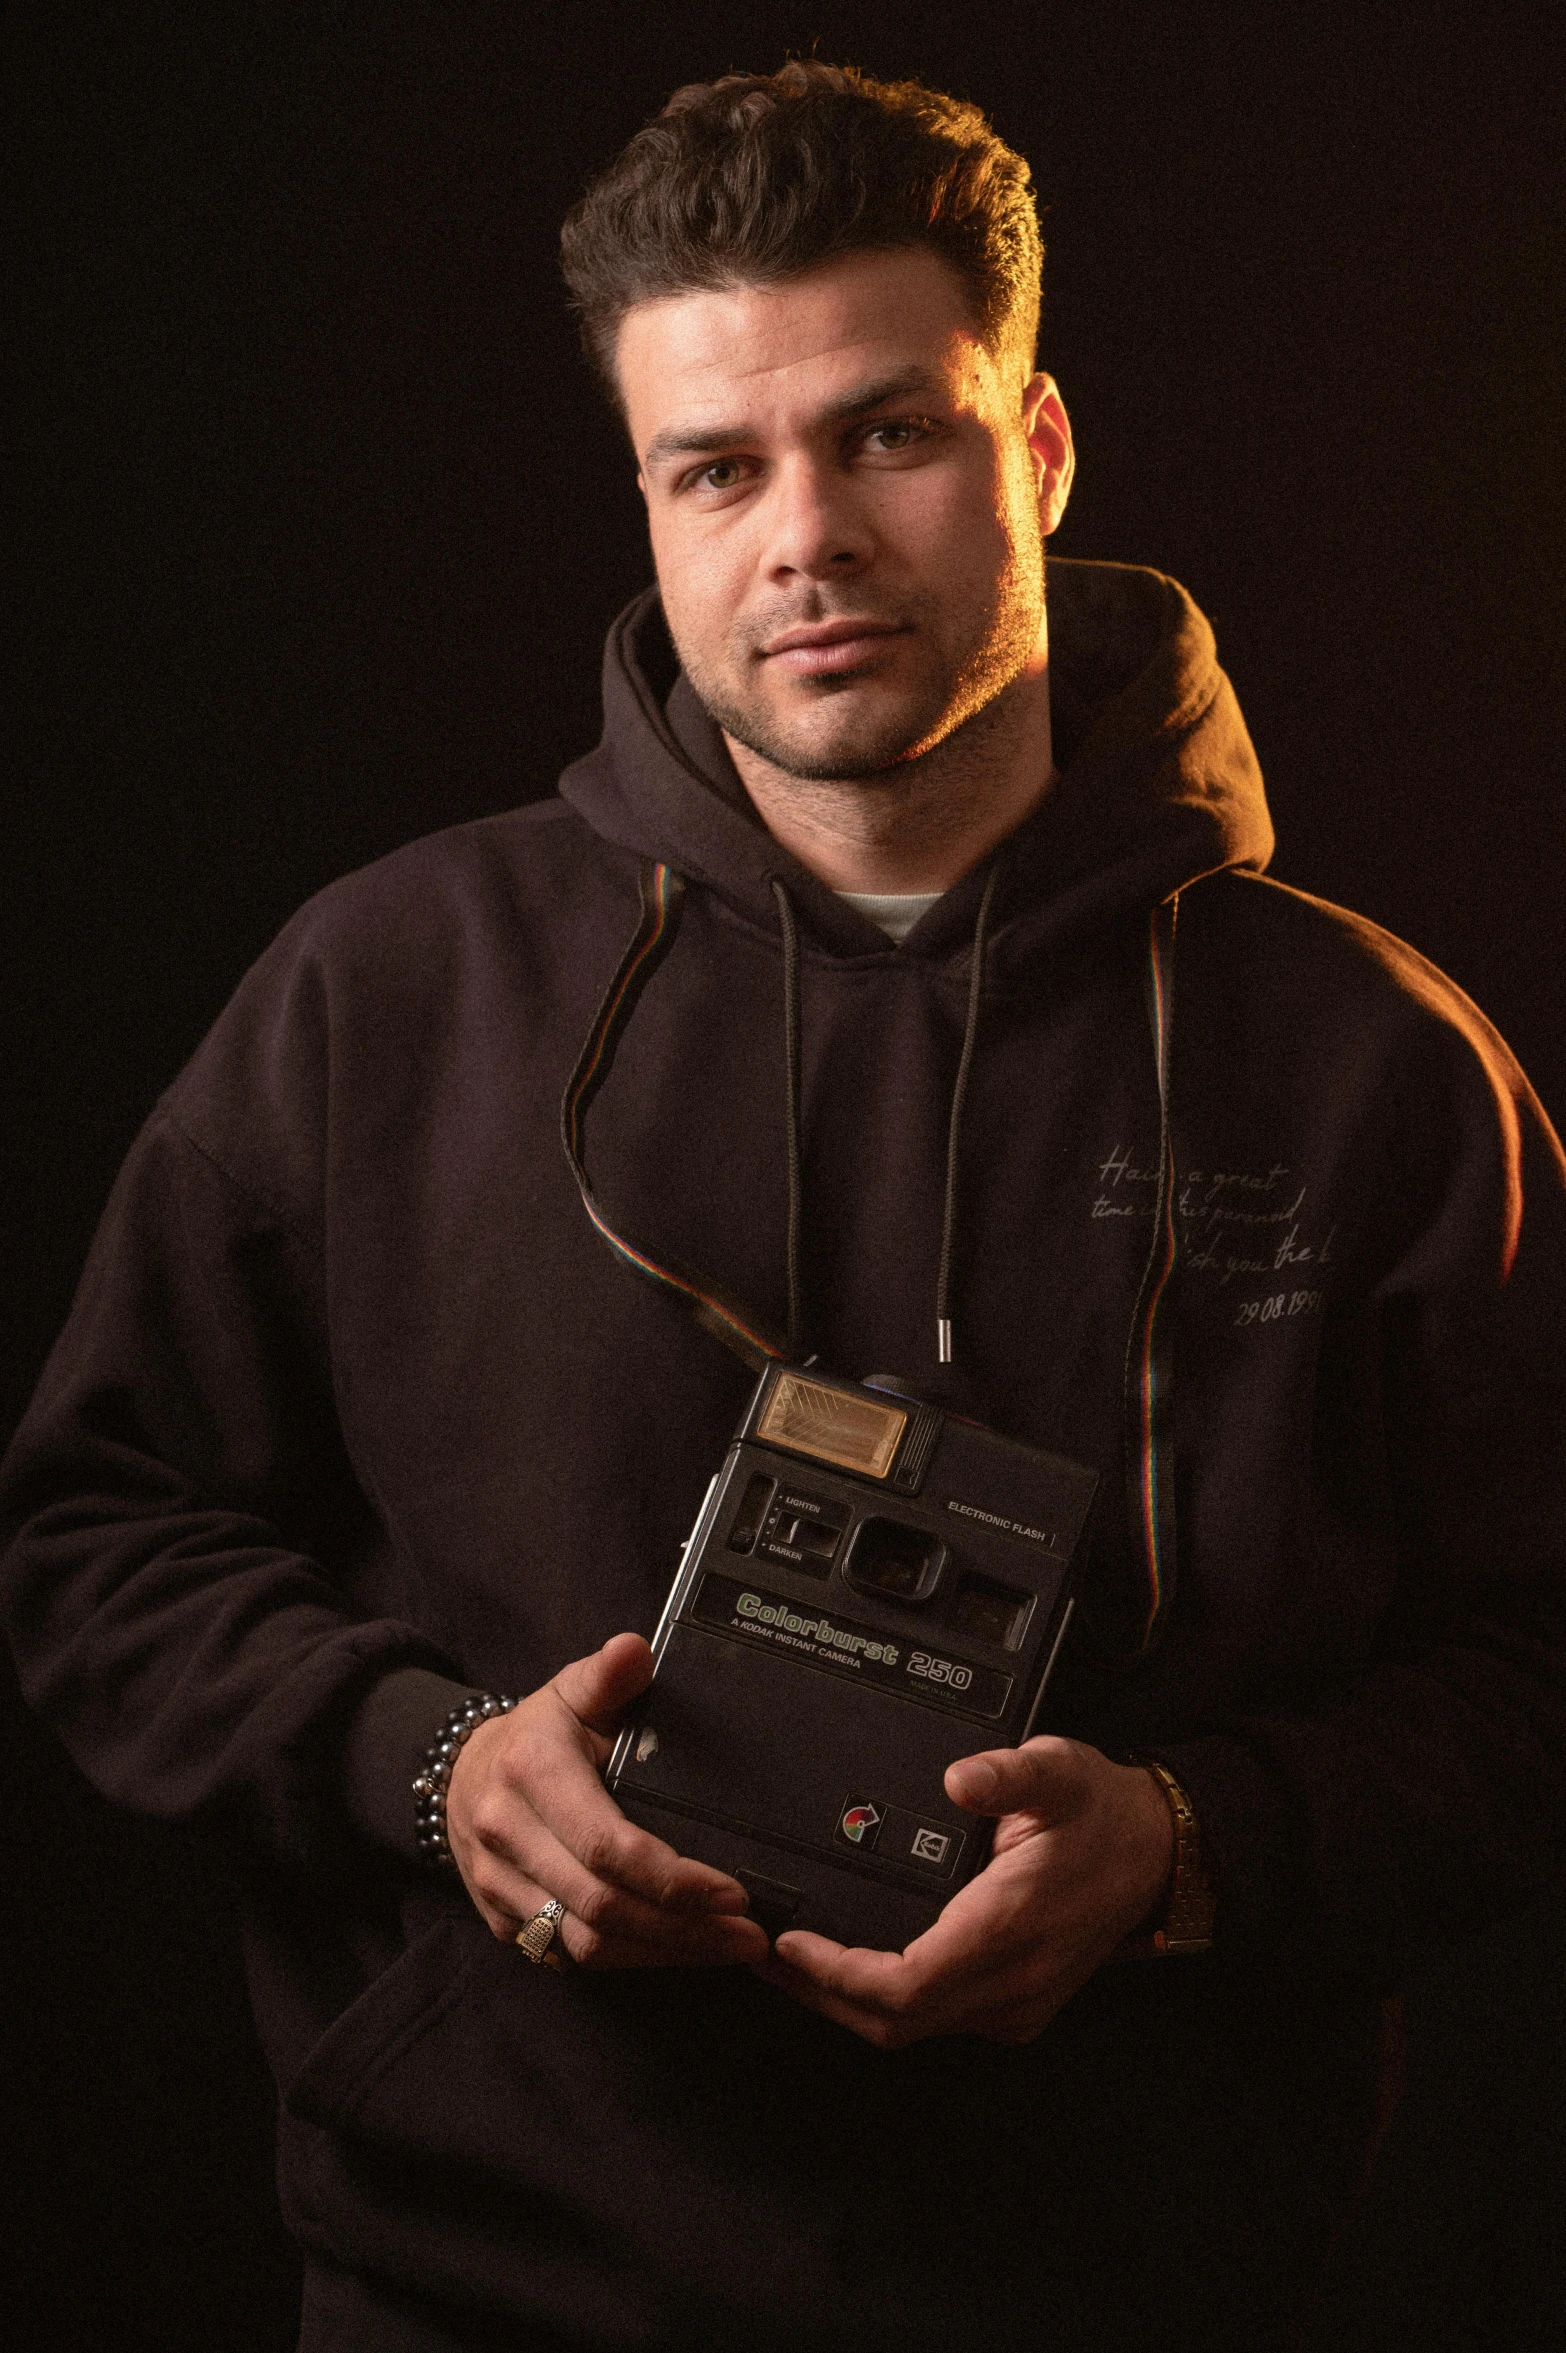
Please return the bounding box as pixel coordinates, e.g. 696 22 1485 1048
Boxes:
608 1364 1098 1950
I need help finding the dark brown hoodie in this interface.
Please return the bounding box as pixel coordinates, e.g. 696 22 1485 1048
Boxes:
4 560 1564 2350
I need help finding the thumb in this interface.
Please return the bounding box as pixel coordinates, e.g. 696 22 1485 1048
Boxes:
945 1735 1088 1822
552 1631 656 1736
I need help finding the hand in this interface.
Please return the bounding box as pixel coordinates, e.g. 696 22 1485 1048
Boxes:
446 1632 770 1971
757 1737 1175 2047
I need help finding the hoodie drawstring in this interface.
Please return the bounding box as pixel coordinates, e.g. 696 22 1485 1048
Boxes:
564 858 1001 1376
935 861 1000 1365
561 859 1182 1653
769 880 806 1359
1119 893 1181 1654
559 860 789 1371
770 860 998 1369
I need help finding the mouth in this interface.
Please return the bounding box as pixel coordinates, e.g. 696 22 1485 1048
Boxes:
758 619 911 678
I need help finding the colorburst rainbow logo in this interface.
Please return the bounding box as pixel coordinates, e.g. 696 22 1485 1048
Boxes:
839 1802 883 1845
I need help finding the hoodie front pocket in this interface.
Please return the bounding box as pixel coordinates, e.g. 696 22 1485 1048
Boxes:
283 1905 493 2132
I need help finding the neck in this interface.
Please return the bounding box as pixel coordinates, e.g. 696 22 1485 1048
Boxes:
723 660 1057 895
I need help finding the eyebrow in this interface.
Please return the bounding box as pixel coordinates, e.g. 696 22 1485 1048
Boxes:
640 365 948 469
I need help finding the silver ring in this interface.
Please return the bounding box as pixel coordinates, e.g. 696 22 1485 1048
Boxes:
515 1896 568 1970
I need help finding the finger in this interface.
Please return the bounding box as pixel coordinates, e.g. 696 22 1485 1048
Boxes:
467 1858 573 1947
752 1944 928 2047
464 1759 759 1939
470 1872 544 1942
455 1679 756 1927
489 1816 769 1961
527 1645 756 1915
558 1907 769 1972
489 1861 767 1972
944 1734 1092 1822
768 1855 1052 2013
522 1710 753 1914
763 1917 1072 2048
488 1879 729 1973
769 1929 911 1996
764 1930 973 2038
755 1939 994 2049
550 1632 657 1738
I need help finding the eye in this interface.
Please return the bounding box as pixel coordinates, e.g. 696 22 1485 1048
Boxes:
695 457 747 492
860 415 939 459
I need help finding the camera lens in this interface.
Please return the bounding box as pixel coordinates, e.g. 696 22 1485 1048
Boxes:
843 1518 947 1603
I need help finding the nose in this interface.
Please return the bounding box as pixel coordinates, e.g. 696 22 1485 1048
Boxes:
759 452 873 583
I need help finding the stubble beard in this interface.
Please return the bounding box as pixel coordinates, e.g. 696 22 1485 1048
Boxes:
673 545 1047 789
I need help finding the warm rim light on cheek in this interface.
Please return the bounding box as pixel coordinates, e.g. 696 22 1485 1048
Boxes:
617 260 1058 768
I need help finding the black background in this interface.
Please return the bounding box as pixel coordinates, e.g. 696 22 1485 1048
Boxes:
6 4 1565 2346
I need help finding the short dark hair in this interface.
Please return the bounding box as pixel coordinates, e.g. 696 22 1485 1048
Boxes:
560 61 1043 403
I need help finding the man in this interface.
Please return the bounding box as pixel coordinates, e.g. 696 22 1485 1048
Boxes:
4 60 1564 2353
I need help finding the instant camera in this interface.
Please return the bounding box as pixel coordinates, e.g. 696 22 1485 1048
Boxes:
609 1363 1098 1949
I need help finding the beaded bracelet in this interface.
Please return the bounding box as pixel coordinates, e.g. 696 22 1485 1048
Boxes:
413 1692 518 1870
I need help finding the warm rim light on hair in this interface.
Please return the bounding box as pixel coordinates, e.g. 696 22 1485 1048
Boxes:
560 61 1044 409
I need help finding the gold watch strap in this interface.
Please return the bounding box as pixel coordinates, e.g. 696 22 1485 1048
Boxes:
1120 1757 1215 1956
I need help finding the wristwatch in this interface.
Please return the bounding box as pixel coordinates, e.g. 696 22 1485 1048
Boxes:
1117 1756 1216 1956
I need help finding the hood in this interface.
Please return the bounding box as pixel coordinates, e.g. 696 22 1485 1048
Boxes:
557 556 1273 963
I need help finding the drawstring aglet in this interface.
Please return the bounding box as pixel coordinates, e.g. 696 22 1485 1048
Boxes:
933 861 998 1386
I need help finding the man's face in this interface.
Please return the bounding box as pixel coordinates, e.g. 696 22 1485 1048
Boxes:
618 246 1073 781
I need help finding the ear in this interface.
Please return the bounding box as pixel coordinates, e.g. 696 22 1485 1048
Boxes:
1021 373 1075 536
636 470 648 504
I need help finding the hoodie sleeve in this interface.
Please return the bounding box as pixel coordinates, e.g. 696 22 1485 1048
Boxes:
0 986 468 1874
1156 997 1566 1983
